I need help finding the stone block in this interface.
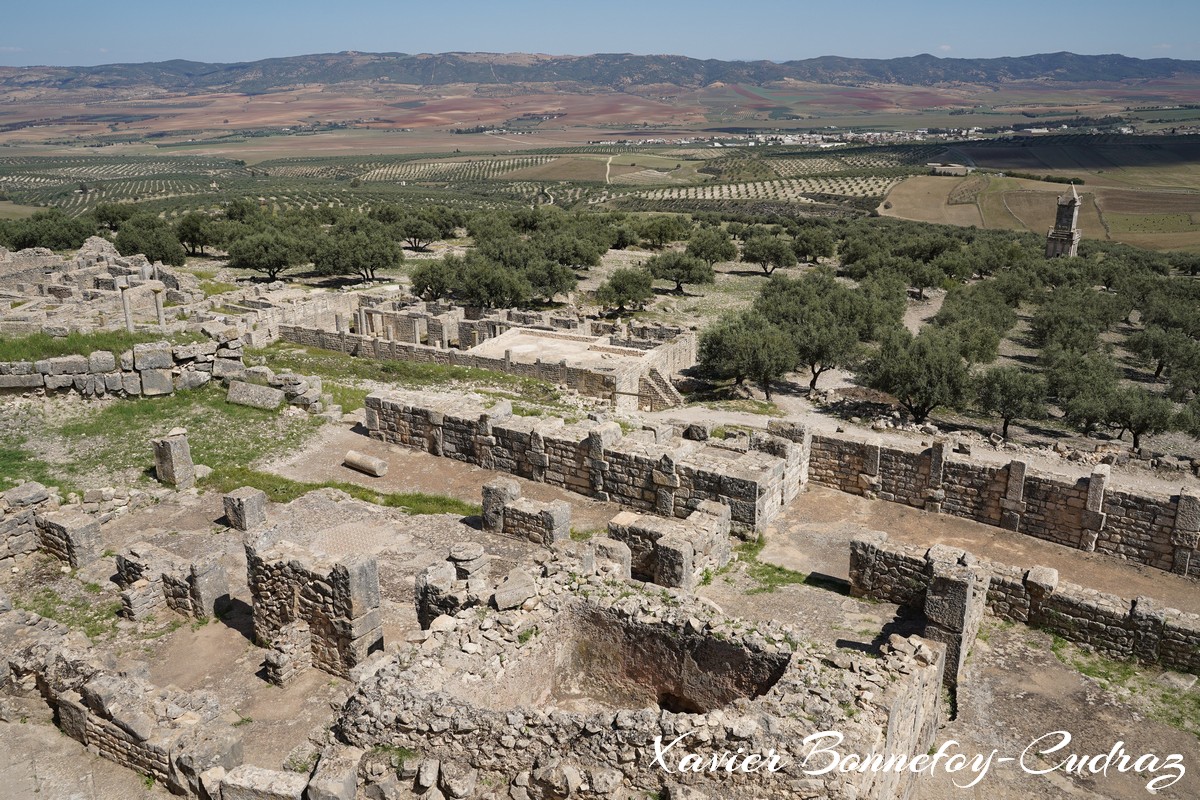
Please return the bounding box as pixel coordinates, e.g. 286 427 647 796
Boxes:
341 555 381 619
1006 461 1028 501
482 477 521 532
122 371 142 395
654 535 695 592
87 350 116 373
1086 465 1111 512
592 537 632 579
1081 508 1107 532
224 487 268 531
227 380 285 410
153 433 195 489
176 369 211 391
213 358 246 379
1174 487 1200 536
140 368 174 396
0 373 44 389
343 450 387 477
190 559 231 618
37 512 100 568
540 500 572 544
1024 566 1059 602
44 374 75 390
306 746 364 800
47 354 89 375
133 342 174 370
494 568 537 610
221 765 308 800
4 481 48 507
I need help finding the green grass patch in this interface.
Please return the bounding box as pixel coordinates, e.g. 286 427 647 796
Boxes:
52 384 321 483
326 382 369 413
199 280 239 298
1049 634 1200 740
14 587 121 640
0 330 196 361
736 535 807 594
250 342 562 406
701 398 783 417
0 435 73 493
205 466 480 516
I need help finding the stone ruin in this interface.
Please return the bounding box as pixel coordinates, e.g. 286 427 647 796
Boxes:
0 237 207 336
347 543 947 800
365 390 804 532
245 535 385 681
279 294 696 411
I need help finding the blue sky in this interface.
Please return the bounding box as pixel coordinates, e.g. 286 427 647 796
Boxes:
1 0 1198 66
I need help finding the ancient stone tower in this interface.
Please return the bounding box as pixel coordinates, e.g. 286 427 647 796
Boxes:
1045 184 1082 258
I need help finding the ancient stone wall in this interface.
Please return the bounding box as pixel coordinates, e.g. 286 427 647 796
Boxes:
365 390 791 531
849 531 1200 675
810 433 1200 579
244 537 383 679
342 545 947 800
481 477 571 546
0 607 242 799
606 500 732 591
0 336 243 398
114 542 229 621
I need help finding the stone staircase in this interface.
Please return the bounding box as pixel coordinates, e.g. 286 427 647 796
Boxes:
638 367 685 411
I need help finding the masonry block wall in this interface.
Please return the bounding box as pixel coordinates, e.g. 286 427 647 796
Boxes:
850 531 1200 675
365 390 794 531
606 500 732 591
1 608 243 798
245 537 383 679
812 433 1200 579
115 542 229 621
0 339 244 398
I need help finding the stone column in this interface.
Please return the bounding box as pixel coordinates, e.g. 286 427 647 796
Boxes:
119 285 134 333
858 438 882 498
1000 459 1028 531
152 431 195 489
1080 465 1110 552
153 287 166 330
482 478 521 533
925 439 949 513
922 553 988 689
1171 487 1200 575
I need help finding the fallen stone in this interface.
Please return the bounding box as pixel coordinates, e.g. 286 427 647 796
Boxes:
224 486 268 531
220 764 308 800
343 450 387 477
227 380 285 410
494 568 537 611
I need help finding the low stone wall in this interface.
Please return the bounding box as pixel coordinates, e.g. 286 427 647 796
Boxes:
812 433 1200 579
114 542 230 621
850 531 1200 675
0 335 244 398
366 390 796 532
2 481 105 570
607 500 732 591
481 477 571 546
245 537 383 679
0 607 242 799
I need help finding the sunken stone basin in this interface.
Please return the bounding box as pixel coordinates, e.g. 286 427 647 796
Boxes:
473 605 792 715
335 550 947 800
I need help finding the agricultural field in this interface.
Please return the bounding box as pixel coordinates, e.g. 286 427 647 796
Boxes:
882 171 1200 250
603 175 906 205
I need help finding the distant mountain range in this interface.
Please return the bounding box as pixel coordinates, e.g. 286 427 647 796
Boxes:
3 51 1200 94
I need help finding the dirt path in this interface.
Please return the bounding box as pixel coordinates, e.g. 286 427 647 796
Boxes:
605 155 612 184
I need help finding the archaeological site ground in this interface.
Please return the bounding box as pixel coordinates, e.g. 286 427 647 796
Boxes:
2 38 1200 800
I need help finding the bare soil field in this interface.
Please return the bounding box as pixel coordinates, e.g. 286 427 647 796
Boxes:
880 175 985 226
884 173 1200 250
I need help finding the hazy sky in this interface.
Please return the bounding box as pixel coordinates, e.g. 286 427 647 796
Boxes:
2 0 1198 66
